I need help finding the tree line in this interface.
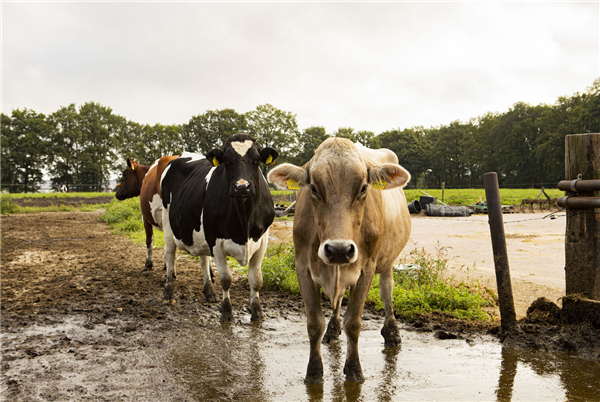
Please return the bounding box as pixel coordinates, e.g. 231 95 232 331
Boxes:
2 78 599 192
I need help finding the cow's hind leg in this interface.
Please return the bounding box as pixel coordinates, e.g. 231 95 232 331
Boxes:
200 256 216 302
379 267 401 346
248 237 268 322
162 230 177 303
143 219 154 272
213 252 233 322
322 298 342 343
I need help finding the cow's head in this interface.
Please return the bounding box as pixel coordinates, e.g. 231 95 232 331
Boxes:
268 138 410 265
206 134 278 202
115 157 142 200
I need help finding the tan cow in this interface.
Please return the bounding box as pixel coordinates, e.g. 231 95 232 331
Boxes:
267 138 412 383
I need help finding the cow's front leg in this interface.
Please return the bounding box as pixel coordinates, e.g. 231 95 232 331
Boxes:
213 252 233 322
379 267 401 346
343 269 375 382
322 298 342 343
199 256 216 302
297 263 325 384
143 219 154 271
248 236 269 322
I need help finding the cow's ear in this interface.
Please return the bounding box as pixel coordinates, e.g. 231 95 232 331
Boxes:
127 157 135 171
267 163 307 190
260 147 279 165
206 149 224 167
368 163 411 190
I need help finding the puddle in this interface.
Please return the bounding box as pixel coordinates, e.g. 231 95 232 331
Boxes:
162 315 600 401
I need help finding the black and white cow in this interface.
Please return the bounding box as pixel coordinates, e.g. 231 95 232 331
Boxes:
160 134 278 322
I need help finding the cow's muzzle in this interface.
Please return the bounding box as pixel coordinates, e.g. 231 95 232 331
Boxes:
319 240 358 265
232 180 253 201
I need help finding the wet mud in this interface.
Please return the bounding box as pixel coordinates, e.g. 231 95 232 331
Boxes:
1 212 599 401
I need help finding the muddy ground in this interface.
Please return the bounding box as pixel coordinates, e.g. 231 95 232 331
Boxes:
1 210 599 401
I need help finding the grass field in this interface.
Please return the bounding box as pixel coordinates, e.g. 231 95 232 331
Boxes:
2 192 111 199
273 188 564 206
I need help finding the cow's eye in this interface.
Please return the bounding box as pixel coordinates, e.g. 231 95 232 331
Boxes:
310 184 318 197
360 184 368 195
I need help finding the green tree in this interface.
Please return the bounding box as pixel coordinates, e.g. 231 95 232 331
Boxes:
182 108 247 154
332 127 379 148
292 126 330 165
378 127 431 187
1 109 50 192
245 104 299 158
76 102 122 191
47 104 85 190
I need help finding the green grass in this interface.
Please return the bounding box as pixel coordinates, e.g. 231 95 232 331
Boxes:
404 188 564 206
2 192 111 199
100 197 165 249
366 247 494 321
1 193 112 215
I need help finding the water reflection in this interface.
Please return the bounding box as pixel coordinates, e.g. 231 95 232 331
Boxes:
167 321 270 401
496 346 600 402
304 339 400 402
377 345 401 402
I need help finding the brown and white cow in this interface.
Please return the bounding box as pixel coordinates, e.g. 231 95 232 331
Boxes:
115 155 180 272
267 138 412 383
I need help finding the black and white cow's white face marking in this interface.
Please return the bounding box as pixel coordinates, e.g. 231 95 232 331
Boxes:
206 135 278 202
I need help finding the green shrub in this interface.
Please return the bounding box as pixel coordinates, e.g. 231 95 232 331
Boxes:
101 198 144 234
1 195 17 214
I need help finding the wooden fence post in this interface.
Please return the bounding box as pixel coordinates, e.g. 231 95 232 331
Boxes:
484 172 517 332
564 133 600 300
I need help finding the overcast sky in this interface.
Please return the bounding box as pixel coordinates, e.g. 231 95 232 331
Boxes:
2 1 599 134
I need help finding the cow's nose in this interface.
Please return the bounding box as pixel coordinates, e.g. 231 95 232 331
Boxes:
233 182 252 197
324 242 355 264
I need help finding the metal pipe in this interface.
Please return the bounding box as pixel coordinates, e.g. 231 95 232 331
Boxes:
558 179 600 193
557 196 600 209
483 172 517 333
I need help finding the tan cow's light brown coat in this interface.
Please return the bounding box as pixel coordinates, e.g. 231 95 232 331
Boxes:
268 138 412 383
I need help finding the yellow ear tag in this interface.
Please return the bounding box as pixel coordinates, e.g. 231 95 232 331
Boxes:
212 157 220 167
131 164 135 171
372 179 387 190
286 179 300 190
265 155 274 165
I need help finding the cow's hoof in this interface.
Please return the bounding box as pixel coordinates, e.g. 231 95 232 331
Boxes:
203 285 217 302
163 283 174 303
322 323 341 343
143 261 153 271
250 301 264 322
381 322 402 346
220 299 233 323
304 358 324 384
343 360 364 382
